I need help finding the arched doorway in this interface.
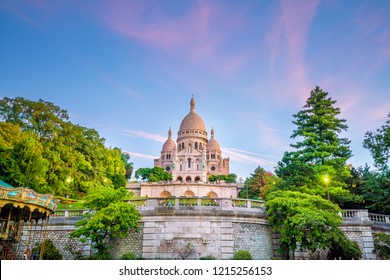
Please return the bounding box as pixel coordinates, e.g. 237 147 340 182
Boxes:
183 190 195 197
206 191 218 198
160 191 172 198
194 176 201 182
185 176 191 182
176 176 183 182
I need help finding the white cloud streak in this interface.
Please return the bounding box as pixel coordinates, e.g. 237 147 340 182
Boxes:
124 130 166 143
123 151 157 160
222 147 276 166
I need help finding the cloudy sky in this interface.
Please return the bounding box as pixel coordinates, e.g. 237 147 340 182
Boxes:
1 0 389 179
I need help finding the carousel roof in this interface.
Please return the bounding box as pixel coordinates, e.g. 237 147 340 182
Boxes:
0 180 14 189
0 180 59 218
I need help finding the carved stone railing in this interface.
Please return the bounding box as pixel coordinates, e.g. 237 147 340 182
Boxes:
52 209 87 218
127 197 266 213
368 213 390 223
341 209 390 224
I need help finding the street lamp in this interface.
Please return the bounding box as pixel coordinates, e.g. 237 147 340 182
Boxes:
324 175 330 201
65 177 71 210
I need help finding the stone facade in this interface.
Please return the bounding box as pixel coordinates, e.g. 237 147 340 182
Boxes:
154 97 230 184
233 223 273 260
109 225 144 259
17 208 389 260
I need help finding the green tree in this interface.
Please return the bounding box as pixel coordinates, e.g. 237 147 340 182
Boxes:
359 169 390 214
119 151 134 180
363 113 390 170
208 173 237 183
265 190 343 259
32 239 63 260
275 86 360 205
0 123 49 193
326 229 362 260
69 186 140 259
0 97 128 197
135 167 172 182
238 166 276 199
373 233 390 260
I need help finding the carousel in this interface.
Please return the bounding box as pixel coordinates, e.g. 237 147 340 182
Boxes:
0 180 58 260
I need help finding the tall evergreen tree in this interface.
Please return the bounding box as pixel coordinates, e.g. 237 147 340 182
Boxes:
275 86 359 204
363 112 390 170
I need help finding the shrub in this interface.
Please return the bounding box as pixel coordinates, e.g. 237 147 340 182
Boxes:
373 233 390 260
233 250 252 260
32 239 63 260
327 230 362 260
121 252 138 260
200 255 216 260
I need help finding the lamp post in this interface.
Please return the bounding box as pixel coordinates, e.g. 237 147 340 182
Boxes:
324 175 330 201
65 177 71 210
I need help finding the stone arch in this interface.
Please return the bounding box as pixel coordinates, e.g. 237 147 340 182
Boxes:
185 176 191 182
183 190 195 197
195 176 201 182
176 176 183 182
207 191 218 198
160 191 172 198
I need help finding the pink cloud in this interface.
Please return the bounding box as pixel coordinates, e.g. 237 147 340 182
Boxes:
267 0 321 104
99 0 221 61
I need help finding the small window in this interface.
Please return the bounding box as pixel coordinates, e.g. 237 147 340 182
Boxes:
188 158 191 168
211 154 215 159
211 166 216 171
166 154 171 160
195 142 198 149
165 166 171 171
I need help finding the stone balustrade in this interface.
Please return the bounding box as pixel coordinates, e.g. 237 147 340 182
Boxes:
128 197 266 213
341 209 390 224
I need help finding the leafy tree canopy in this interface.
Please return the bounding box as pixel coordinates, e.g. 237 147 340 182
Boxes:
135 167 172 182
208 173 237 183
69 186 140 259
0 97 131 197
238 166 277 199
363 113 390 170
265 190 343 259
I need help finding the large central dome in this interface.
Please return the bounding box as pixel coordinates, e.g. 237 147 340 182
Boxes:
178 97 207 133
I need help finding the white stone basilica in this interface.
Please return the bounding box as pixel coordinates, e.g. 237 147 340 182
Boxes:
132 97 239 199
154 97 229 182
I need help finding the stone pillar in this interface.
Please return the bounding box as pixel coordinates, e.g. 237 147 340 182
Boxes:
220 222 234 259
142 221 157 260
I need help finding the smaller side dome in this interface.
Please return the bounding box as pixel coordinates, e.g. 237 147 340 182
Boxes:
162 128 176 151
206 127 221 151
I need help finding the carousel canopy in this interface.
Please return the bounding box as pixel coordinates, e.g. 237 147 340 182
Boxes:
0 180 14 189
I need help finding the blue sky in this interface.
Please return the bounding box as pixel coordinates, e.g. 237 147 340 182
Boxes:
1 0 389 179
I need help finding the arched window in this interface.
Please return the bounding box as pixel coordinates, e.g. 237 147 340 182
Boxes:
195 176 201 182
187 158 191 169
195 142 198 149
177 176 183 181
185 176 192 182
180 162 183 171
